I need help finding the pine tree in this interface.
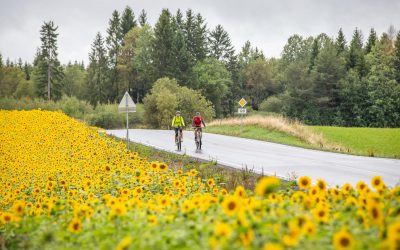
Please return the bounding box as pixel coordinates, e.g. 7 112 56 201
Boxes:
139 9 148 27
174 9 184 30
0 53 3 68
33 21 63 100
152 9 175 79
192 13 208 62
394 32 400 83
23 62 31 80
208 24 235 64
365 28 377 54
106 10 123 101
87 33 109 106
121 6 137 37
309 39 319 73
335 28 347 55
17 58 23 69
347 28 366 76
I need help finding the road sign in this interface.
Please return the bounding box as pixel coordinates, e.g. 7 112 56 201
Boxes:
238 98 247 107
118 92 136 113
238 108 247 114
118 91 136 150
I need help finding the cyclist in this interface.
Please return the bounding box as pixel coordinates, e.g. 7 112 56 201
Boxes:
192 112 206 141
171 111 185 143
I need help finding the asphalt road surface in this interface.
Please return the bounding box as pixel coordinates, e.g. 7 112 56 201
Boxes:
106 129 400 187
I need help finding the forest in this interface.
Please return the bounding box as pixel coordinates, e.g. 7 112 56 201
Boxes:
1 6 400 127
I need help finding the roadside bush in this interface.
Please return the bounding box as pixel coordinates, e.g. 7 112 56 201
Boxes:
86 103 145 129
55 95 93 120
143 77 215 128
259 95 283 113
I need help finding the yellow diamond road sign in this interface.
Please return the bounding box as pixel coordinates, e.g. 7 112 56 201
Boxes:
238 98 247 107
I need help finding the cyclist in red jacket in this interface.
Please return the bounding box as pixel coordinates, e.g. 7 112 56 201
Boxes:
192 112 206 140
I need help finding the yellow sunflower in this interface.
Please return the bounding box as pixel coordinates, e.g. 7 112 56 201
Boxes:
298 176 312 189
333 229 354 250
255 176 281 196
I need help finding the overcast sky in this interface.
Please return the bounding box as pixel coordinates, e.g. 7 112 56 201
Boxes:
0 0 399 65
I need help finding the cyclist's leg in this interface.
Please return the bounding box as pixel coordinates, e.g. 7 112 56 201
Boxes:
174 128 178 141
179 127 183 141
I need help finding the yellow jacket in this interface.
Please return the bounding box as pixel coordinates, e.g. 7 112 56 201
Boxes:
171 115 185 127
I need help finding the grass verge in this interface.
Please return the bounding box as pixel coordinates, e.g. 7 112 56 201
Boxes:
207 115 400 158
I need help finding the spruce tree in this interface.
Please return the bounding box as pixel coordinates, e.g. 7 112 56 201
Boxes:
152 9 175 79
139 9 148 27
394 32 400 83
87 33 109 106
309 39 319 73
174 9 184 30
0 53 3 68
18 58 23 69
106 10 123 101
347 28 366 76
121 6 137 37
23 62 31 80
208 24 235 64
192 13 208 62
33 21 63 100
335 28 347 55
365 28 377 54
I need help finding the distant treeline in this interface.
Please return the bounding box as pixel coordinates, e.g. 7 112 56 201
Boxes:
0 6 399 127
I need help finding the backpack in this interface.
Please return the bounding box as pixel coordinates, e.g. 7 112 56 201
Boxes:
193 116 202 126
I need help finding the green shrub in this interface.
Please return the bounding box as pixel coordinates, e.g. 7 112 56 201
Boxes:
259 96 283 113
143 78 215 128
86 103 145 129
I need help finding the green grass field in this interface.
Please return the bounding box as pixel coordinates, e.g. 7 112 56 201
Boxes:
206 125 312 149
308 126 400 158
207 124 400 158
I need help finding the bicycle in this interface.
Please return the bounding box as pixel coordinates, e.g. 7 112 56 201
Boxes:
194 127 202 150
174 127 183 151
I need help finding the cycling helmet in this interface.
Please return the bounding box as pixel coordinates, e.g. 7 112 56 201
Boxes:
176 111 181 115
196 112 200 116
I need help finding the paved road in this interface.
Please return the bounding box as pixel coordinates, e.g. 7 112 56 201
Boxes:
106 129 400 187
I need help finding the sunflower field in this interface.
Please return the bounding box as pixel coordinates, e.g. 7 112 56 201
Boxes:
0 110 399 250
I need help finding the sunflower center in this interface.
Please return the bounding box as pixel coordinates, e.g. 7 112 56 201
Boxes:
340 237 350 247
228 201 236 211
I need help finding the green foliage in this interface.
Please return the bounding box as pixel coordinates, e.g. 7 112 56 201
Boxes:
192 58 231 117
61 63 87 99
0 67 31 98
33 21 64 100
139 9 148 27
143 77 214 128
259 96 283 113
106 10 123 102
121 6 137 37
244 59 278 110
208 24 235 64
152 9 175 80
87 33 109 106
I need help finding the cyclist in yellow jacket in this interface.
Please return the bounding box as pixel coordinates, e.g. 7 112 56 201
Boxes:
171 111 185 142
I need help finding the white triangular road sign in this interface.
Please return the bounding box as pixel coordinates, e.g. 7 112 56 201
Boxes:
118 91 136 112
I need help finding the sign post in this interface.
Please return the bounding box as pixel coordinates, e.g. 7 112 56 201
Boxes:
238 98 247 132
118 91 136 149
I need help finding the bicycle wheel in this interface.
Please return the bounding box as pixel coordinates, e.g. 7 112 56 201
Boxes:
177 132 182 151
199 131 202 150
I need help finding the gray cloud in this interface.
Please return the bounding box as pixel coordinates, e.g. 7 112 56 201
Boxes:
0 0 399 64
